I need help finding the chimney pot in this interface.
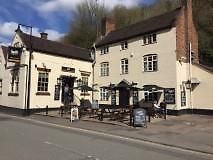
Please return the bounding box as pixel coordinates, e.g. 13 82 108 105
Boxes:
40 32 48 40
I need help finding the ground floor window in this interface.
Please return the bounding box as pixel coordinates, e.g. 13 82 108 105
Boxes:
111 90 116 105
0 79 2 95
133 90 139 105
144 91 159 102
37 72 49 92
181 90 186 106
10 69 19 94
100 88 109 101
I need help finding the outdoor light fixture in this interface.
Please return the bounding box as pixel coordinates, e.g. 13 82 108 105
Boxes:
185 80 192 89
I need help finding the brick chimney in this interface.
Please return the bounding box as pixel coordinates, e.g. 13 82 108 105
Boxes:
40 32 48 40
101 17 115 37
176 0 199 63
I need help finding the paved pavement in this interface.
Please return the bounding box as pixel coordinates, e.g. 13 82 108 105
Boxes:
5 110 213 155
1 113 212 160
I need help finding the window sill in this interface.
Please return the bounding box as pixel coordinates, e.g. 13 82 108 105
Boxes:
36 92 50 96
8 93 19 96
142 42 157 46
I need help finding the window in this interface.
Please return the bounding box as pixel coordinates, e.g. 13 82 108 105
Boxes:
0 79 2 95
81 76 89 93
100 62 109 76
100 88 109 101
10 69 19 94
111 90 116 105
121 58 128 74
133 90 139 105
143 54 158 72
121 41 128 50
37 72 49 92
143 33 157 45
100 46 109 55
144 91 158 102
181 90 186 106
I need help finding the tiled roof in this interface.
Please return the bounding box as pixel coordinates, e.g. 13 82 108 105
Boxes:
17 31 92 62
96 8 181 47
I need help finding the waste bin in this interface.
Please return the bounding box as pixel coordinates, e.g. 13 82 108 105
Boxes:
133 108 147 127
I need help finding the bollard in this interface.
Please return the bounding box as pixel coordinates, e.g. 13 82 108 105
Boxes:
46 105 48 116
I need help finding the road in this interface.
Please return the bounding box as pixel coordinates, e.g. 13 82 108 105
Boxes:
0 113 212 160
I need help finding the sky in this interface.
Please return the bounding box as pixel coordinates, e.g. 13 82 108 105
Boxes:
0 0 155 46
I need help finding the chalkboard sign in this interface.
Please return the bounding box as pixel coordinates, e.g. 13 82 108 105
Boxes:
164 88 175 104
133 108 147 127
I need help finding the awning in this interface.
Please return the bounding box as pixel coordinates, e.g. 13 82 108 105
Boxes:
142 85 164 91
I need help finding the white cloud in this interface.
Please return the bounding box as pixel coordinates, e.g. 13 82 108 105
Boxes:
0 22 18 37
25 0 141 14
0 21 64 44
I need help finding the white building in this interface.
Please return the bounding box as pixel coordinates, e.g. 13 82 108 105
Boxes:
93 0 213 115
0 28 93 115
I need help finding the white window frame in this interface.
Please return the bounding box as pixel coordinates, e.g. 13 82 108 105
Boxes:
121 58 128 74
100 88 109 101
37 72 49 92
121 41 128 50
100 46 109 55
142 33 157 45
10 69 19 94
100 62 109 76
143 54 158 72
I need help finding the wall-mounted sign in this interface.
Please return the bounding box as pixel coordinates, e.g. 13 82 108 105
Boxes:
8 46 22 63
61 66 75 73
164 88 176 104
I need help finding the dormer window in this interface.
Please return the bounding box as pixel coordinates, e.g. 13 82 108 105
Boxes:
121 41 128 50
143 33 157 45
100 46 109 55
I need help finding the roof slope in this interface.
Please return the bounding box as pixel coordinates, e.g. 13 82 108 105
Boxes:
96 8 181 47
18 31 92 62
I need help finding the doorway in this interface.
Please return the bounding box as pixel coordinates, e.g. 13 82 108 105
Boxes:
61 76 75 104
119 88 130 106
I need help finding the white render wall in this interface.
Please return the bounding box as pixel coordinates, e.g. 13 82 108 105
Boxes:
192 65 213 110
0 33 93 110
94 28 178 109
30 51 92 109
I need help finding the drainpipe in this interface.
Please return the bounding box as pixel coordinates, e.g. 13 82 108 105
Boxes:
92 43 96 103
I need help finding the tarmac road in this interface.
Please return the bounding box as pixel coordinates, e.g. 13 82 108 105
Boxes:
0 113 212 160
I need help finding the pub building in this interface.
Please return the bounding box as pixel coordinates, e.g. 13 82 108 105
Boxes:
93 0 213 115
0 27 93 115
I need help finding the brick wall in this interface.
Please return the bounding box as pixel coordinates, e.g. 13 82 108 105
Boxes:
176 0 199 63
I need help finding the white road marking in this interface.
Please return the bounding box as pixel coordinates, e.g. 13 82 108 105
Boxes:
5 114 213 159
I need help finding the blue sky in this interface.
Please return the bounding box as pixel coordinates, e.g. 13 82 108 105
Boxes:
0 0 155 45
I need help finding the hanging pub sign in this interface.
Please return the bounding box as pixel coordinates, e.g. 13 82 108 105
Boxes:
164 88 176 104
8 46 22 63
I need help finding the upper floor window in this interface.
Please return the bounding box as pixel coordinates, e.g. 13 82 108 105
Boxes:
100 62 109 76
121 41 128 50
10 69 19 94
37 72 49 92
100 46 109 55
143 54 158 72
100 88 109 101
143 33 157 45
121 58 128 74
0 79 2 95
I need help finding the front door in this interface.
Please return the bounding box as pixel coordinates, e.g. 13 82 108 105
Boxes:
61 76 74 104
119 88 130 106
